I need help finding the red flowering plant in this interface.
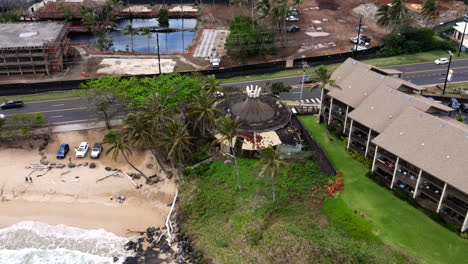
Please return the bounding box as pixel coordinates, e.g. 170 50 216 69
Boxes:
325 171 344 198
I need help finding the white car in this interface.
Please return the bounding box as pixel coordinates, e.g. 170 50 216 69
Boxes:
90 142 102 159
75 142 89 158
286 15 299 22
434 58 449 65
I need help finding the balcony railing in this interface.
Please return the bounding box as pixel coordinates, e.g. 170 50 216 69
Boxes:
443 198 468 216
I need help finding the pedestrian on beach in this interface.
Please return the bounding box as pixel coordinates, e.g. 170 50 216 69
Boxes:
29 176 33 183
25 177 29 182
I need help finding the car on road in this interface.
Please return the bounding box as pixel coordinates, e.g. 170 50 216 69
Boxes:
90 142 103 159
287 25 300 32
0 100 24 110
434 58 449 65
75 142 89 158
56 144 70 159
449 98 460 110
286 15 299 21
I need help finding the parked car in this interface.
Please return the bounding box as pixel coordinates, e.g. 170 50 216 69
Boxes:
287 25 300 32
286 15 299 21
90 142 103 159
56 144 70 159
75 142 89 158
350 35 371 45
434 58 449 65
449 98 461 110
461 103 468 113
0 100 24 110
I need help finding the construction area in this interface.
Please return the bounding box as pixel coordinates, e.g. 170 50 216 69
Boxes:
0 22 69 76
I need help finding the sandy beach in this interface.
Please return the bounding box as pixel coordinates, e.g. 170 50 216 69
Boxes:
0 128 176 237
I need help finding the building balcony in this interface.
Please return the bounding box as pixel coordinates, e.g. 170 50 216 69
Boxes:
440 207 464 226
420 185 441 202
375 168 393 187
395 180 415 196
0 52 46 58
349 142 365 156
443 198 468 217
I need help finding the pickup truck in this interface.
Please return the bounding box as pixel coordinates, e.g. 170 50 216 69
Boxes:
0 100 24 110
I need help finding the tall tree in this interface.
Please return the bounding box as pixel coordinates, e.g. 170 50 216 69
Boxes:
388 0 407 22
81 87 126 129
256 0 271 19
162 121 192 181
188 91 222 136
376 4 392 29
258 145 285 202
141 27 153 52
124 24 138 52
308 65 338 117
421 0 440 25
202 76 222 96
103 129 149 182
215 116 242 191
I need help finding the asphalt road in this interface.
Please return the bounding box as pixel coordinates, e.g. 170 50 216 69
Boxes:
2 59 468 125
384 58 468 85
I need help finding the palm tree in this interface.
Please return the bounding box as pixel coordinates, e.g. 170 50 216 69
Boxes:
188 91 222 136
258 146 285 202
124 94 173 177
256 0 271 19
124 24 138 52
215 116 242 191
141 28 153 53
103 129 149 182
421 0 440 26
389 0 407 22
162 121 192 181
308 65 338 117
202 76 222 96
376 4 391 30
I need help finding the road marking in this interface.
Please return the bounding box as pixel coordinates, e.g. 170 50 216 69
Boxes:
404 65 468 75
4 107 88 116
52 104 65 107
305 99 310 103
26 97 80 104
50 115 64 118
316 98 321 103
310 98 316 104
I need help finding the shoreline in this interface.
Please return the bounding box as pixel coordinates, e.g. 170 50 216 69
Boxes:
0 199 166 237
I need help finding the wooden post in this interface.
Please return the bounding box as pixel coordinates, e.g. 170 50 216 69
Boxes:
347 119 353 149
436 183 447 213
364 128 372 157
371 146 378 172
343 105 349 134
328 97 333 125
413 169 422 199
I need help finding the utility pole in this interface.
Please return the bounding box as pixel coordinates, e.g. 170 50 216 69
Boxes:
354 16 362 56
458 15 468 56
443 51 453 95
156 32 162 74
299 59 307 111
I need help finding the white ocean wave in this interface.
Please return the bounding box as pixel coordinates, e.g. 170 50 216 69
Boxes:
0 248 115 264
0 221 134 263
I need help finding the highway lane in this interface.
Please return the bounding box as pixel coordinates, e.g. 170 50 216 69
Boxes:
2 59 468 125
384 58 468 85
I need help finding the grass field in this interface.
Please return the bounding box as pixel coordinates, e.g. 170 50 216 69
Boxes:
299 115 468 264
180 158 413 264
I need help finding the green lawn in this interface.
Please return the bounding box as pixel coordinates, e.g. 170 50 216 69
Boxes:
299 115 468 264
0 90 81 102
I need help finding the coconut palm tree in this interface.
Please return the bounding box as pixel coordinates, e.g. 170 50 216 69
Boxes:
162 120 192 181
376 4 392 30
215 116 242 191
188 91 222 136
389 0 407 22
141 27 153 53
103 129 149 182
308 65 338 117
124 24 138 52
202 76 222 96
421 0 440 26
258 145 285 202
256 0 271 19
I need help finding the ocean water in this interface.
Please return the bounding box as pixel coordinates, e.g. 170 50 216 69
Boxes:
0 221 134 264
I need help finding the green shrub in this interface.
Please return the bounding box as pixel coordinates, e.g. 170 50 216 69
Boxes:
158 9 169 27
347 150 372 169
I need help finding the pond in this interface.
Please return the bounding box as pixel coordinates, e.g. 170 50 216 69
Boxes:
69 18 197 53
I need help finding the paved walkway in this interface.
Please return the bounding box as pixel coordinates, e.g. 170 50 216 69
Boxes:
193 29 229 58
52 119 122 133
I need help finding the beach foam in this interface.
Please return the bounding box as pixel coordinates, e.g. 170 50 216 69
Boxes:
0 221 134 264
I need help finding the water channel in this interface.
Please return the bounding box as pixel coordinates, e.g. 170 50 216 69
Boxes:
69 18 197 53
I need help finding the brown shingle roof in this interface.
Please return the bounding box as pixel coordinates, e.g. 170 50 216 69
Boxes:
372 107 468 193
326 58 426 108
348 85 453 133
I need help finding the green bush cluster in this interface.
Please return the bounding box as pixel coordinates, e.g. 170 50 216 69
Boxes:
348 150 372 169
379 27 456 57
158 9 169 27
0 113 47 138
